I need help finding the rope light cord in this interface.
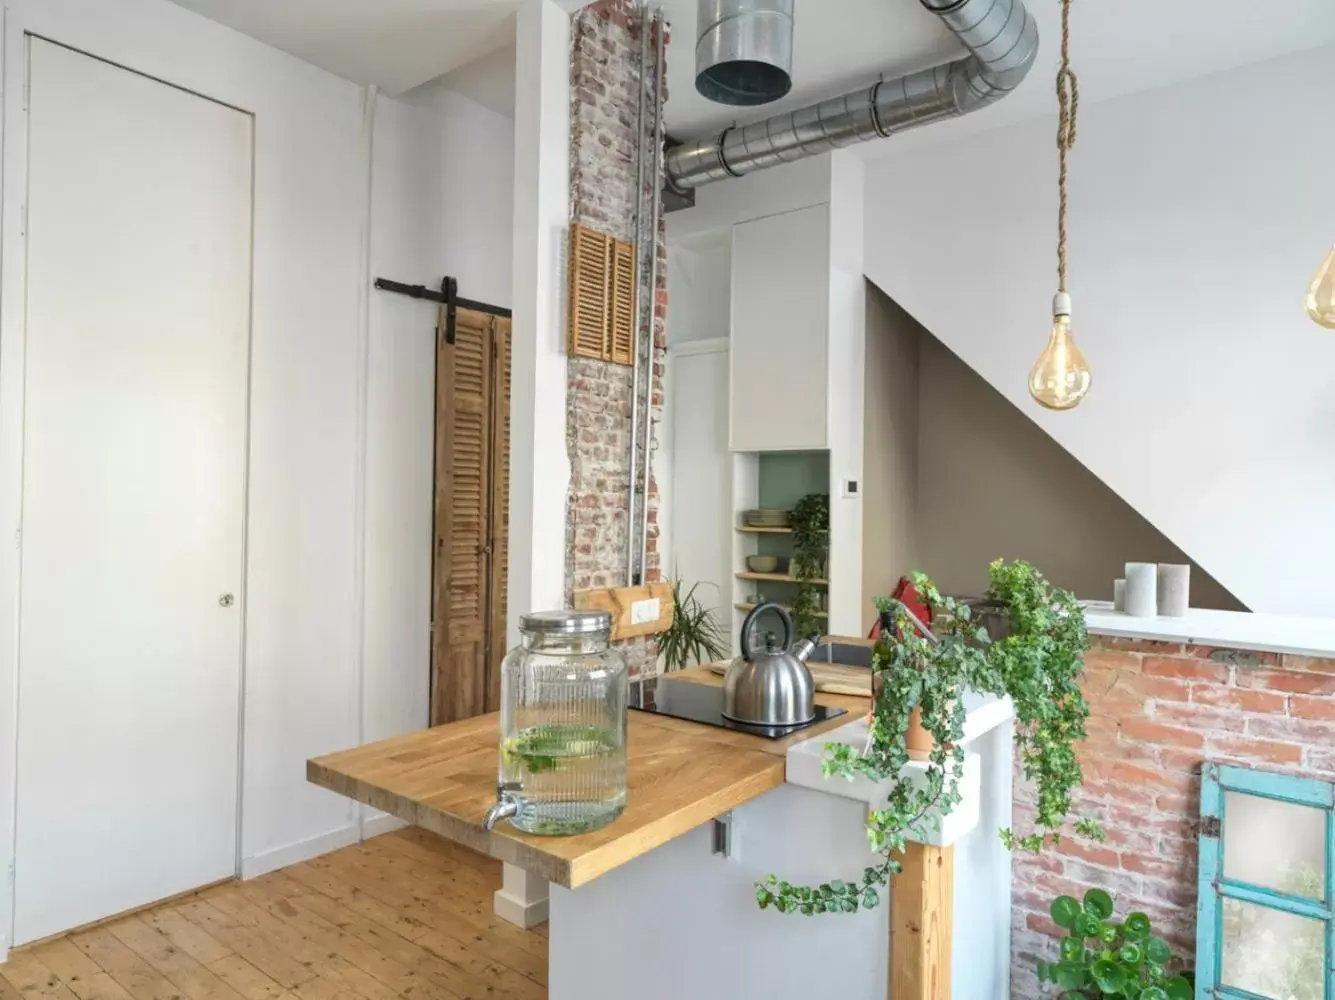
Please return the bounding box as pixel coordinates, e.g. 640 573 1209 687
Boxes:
1055 0 1079 294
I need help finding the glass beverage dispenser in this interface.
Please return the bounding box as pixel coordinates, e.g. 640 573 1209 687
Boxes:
483 611 628 836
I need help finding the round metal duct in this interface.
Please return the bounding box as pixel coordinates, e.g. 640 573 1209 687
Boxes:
695 0 794 107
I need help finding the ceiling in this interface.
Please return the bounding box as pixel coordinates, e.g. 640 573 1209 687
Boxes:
171 0 1335 146
430 41 517 117
658 0 1335 148
168 0 585 96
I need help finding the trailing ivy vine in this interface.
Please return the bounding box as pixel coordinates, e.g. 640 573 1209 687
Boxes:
758 561 1102 917
788 493 829 640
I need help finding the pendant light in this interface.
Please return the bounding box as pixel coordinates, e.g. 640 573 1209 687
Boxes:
1029 0 1092 411
1307 245 1335 329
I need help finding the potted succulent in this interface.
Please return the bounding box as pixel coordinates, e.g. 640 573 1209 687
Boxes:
1038 889 1193 999
758 560 1103 916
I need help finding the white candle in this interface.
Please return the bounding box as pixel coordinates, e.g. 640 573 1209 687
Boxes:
1157 564 1190 618
1124 563 1158 618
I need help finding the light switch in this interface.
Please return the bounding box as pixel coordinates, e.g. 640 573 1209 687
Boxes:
631 598 661 625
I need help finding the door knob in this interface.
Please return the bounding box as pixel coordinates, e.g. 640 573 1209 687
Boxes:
218 593 235 608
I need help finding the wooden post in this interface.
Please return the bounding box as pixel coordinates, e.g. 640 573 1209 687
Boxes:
889 843 955 1000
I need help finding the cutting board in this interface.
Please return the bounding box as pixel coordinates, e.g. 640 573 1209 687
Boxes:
706 660 872 698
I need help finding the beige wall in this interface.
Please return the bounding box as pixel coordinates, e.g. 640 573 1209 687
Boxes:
861 289 922 626
863 284 1244 612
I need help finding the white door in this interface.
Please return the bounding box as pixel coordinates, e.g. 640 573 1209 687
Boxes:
14 38 252 944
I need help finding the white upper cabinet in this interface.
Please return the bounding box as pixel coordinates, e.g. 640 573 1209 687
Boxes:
729 204 830 452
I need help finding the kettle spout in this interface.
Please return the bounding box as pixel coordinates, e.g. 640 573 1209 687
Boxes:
791 634 823 663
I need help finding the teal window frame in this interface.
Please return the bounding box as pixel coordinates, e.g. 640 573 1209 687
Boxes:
1197 762 1335 999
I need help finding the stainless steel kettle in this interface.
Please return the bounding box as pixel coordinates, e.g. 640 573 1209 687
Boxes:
722 603 817 727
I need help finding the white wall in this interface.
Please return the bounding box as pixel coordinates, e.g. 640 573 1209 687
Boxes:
667 239 731 344
0 0 367 901
0 0 520 947
399 84 517 308
362 87 515 756
864 44 1335 617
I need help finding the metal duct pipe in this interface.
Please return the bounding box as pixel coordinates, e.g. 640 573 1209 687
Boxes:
696 0 795 107
666 0 1039 190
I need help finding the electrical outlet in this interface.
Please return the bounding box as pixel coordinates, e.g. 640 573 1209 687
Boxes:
842 479 860 499
630 598 661 626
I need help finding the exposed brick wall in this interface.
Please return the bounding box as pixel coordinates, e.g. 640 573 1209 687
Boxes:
566 1 669 675
1010 637 1335 998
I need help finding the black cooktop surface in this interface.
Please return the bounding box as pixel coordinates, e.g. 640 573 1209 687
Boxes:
628 676 847 740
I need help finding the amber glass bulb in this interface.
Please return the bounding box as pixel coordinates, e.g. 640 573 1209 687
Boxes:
1028 296 1091 411
1306 245 1335 329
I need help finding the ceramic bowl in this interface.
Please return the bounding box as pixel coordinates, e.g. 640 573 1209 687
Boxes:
746 555 780 574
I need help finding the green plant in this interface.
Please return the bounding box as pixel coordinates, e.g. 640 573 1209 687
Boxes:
655 581 728 671
1037 889 1193 999
789 493 829 639
757 560 1101 917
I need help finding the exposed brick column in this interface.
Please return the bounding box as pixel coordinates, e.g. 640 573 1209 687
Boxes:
567 0 668 675
1009 638 1335 998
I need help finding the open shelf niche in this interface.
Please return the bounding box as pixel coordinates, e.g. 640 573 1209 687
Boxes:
731 450 831 652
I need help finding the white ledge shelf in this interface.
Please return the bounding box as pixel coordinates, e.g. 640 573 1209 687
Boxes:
1082 602 1335 660
785 692 1013 847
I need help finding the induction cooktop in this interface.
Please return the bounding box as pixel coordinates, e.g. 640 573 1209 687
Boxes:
628 677 847 740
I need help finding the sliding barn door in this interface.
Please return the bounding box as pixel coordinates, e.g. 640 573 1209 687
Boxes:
488 318 513 713
433 308 511 725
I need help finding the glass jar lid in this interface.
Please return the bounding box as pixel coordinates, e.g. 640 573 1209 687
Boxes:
519 610 612 636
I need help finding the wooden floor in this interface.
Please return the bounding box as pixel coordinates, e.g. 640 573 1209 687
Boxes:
1 830 548 1000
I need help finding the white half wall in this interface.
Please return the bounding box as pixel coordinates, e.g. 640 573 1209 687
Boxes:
864 44 1335 617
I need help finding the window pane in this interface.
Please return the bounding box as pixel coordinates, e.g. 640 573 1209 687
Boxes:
1221 899 1325 1000
1223 791 1326 897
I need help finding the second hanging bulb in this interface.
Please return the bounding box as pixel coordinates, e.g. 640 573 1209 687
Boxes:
1029 293 1092 411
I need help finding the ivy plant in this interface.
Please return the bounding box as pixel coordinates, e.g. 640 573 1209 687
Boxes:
1038 889 1193 999
758 560 1102 917
788 493 829 640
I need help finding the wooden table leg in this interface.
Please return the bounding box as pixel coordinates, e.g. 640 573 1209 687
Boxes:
889 843 954 999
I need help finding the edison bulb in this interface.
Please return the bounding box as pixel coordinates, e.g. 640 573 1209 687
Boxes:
1029 294 1091 411
1306 245 1335 329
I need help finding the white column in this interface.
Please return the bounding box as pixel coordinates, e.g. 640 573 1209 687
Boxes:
508 0 570 635
826 150 866 637
498 0 572 928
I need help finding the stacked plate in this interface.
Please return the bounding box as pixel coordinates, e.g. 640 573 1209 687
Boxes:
743 508 792 528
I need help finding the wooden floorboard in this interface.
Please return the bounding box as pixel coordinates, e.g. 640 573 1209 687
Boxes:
11 834 548 1000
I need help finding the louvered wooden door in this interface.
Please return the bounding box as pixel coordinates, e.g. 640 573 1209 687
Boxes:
433 307 511 725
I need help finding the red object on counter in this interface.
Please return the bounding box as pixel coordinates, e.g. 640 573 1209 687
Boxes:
868 576 933 641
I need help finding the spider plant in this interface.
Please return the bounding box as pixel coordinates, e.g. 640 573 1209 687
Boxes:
656 581 728 671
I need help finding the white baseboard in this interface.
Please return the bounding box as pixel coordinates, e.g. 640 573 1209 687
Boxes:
493 887 549 929
240 824 361 879
360 811 408 839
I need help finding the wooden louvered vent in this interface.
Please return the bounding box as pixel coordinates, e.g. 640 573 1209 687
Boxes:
568 223 637 365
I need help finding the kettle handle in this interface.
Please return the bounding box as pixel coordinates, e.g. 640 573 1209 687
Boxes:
740 602 794 661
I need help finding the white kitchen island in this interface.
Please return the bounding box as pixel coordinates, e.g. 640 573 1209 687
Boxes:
309 672 1016 1000
548 692 1015 1000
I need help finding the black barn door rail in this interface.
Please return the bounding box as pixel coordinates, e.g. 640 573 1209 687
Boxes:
374 276 512 345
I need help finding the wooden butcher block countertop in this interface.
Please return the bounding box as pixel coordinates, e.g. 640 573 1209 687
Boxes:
307 667 867 890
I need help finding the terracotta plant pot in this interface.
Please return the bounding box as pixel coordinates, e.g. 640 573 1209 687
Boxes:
905 707 934 761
